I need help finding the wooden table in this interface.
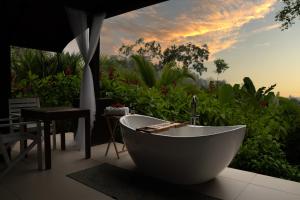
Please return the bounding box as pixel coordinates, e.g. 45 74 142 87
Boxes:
21 107 90 170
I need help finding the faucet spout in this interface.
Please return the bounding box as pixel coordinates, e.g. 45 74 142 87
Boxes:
191 95 197 116
190 95 199 125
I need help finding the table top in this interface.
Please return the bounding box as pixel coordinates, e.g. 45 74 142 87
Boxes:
21 107 90 120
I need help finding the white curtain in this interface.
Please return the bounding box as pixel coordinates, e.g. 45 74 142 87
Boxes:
66 8 106 149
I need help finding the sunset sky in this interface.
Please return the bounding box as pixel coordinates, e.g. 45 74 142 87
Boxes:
66 0 300 97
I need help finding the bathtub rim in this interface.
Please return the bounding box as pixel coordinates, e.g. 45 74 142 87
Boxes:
120 114 246 138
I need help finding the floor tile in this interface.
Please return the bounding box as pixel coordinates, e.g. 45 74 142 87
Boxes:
219 167 257 183
236 184 300 200
2 133 300 200
1 150 113 200
0 186 20 200
189 175 248 200
251 174 300 196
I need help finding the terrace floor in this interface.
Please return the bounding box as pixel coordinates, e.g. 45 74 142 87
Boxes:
1 133 300 200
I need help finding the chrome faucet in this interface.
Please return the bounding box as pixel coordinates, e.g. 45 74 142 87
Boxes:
190 95 199 125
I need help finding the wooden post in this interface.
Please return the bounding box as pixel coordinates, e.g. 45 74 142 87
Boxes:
0 34 11 118
0 3 11 160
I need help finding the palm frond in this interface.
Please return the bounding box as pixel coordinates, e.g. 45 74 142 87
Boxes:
158 62 195 87
132 55 156 88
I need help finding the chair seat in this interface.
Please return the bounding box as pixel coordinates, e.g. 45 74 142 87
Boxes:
0 132 36 143
0 119 43 179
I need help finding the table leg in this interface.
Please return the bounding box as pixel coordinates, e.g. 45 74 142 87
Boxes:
23 124 28 158
52 134 56 150
105 117 112 156
37 122 43 170
61 132 66 151
52 120 56 150
85 115 91 159
105 117 120 159
122 144 126 151
112 121 120 159
112 136 120 159
44 121 51 170
105 140 111 157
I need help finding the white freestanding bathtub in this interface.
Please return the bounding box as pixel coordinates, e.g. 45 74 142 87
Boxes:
119 114 246 184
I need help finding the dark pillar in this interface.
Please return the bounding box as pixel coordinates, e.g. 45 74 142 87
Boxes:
0 34 11 118
90 42 100 98
87 16 107 146
0 42 11 118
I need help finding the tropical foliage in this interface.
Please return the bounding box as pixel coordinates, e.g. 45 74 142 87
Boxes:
118 38 209 75
101 55 300 182
11 47 82 106
214 58 229 81
276 0 300 30
11 45 300 182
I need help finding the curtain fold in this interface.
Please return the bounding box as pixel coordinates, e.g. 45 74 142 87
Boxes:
66 8 106 149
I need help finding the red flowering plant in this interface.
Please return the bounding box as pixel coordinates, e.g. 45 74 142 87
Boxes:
111 102 125 108
259 100 268 108
108 67 116 80
64 66 73 76
172 80 177 87
160 85 169 96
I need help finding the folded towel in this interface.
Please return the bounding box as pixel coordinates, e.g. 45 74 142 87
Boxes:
104 106 129 116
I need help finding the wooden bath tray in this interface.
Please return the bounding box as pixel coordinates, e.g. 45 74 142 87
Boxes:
137 122 188 133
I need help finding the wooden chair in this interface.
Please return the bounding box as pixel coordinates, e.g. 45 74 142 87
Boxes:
0 118 42 179
9 98 41 119
8 98 57 149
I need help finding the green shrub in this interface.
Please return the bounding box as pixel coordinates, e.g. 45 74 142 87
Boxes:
285 128 300 165
11 48 300 182
12 72 81 106
102 70 300 182
231 133 300 181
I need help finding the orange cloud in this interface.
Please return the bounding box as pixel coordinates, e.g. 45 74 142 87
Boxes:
99 0 277 57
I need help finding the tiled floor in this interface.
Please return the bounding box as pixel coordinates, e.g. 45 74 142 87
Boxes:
1 133 300 200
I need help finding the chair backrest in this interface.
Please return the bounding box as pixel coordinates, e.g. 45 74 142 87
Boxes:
9 97 40 118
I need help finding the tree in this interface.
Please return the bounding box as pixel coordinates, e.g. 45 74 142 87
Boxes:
162 43 209 76
241 77 276 107
119 38 162 61
118 38 210 76
11 47 82 81
157 61 195 87
131 55 157 88
275 0 300 30
131 55 195 89
214 58 229 82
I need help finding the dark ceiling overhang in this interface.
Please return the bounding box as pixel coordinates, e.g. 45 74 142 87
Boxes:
3 0 168 52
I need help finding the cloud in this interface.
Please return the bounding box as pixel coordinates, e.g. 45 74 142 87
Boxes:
254 42 271 47
98 0 277 57
251 23 281 34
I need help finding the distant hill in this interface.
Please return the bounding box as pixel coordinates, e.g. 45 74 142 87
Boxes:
289 96 300 104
